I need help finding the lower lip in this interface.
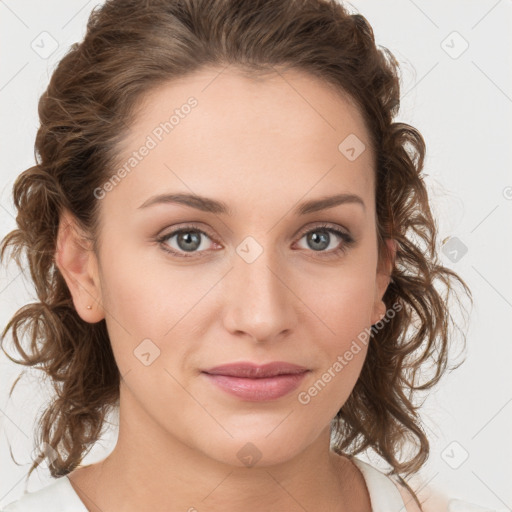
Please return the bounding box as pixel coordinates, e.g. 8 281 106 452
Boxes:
202 372 308 401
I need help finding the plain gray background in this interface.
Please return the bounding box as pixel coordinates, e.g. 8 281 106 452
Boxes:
1 0 511 509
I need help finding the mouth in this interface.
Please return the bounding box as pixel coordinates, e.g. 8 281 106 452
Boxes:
201 361 310 401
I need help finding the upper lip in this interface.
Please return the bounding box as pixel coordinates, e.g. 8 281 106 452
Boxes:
202 361 309 378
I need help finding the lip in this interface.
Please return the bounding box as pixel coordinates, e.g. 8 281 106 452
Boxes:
202 361 310 401
204 361 309 378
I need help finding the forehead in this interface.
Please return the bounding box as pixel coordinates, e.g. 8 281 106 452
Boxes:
106 67 375 218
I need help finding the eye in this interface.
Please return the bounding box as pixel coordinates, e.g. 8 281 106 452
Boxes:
156 222 355 259
295 223 355 257
156 225 216 258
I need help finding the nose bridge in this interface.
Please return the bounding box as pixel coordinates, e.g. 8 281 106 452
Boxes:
223 234 296 341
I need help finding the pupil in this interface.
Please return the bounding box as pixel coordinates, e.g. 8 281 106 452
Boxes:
309 231 329 251
178 231 200 252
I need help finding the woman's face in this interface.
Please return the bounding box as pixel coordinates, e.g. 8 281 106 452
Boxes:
87 67 392 467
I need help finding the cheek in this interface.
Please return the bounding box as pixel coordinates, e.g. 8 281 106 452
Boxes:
97 246 214 379
295 265 375 412
298 230 379 332
295 325 369 444
98 241 190 334
306 265 376 341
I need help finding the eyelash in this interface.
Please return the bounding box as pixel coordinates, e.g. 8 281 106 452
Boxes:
155 223 355 259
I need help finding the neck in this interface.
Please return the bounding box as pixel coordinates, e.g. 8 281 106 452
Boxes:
68 383 370 512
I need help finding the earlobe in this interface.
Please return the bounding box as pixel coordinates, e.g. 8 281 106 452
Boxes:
371 302 387 326
54 208 104 323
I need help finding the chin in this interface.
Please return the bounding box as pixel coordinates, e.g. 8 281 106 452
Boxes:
196 427 317 470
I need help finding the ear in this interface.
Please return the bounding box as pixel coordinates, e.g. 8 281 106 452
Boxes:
371 238 397 325
54 208 104 323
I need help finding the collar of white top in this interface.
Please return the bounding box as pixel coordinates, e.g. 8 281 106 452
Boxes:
352 457 407 511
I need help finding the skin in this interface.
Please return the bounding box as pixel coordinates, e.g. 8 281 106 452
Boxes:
55 66 426 511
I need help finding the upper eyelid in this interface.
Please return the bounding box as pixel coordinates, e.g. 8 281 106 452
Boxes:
159 221 350 238
297 223 350 237
159 224 216 241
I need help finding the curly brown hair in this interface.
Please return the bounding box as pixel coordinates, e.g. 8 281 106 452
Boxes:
1 0 472 507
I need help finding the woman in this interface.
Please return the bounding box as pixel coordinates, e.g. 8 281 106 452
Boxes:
1 0 474 510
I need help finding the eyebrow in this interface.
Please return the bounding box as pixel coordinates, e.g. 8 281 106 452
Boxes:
137 192 365 215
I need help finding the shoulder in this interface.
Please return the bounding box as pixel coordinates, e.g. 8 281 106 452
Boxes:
351 457 449 512
394 478 455 512
390 471 499 512
395 481 430 512
1 476 87 512
351 457 423 511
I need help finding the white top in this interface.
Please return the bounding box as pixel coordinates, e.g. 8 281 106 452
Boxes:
2 458 405 511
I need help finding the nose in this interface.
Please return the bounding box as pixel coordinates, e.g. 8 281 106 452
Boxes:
222 243 299 344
